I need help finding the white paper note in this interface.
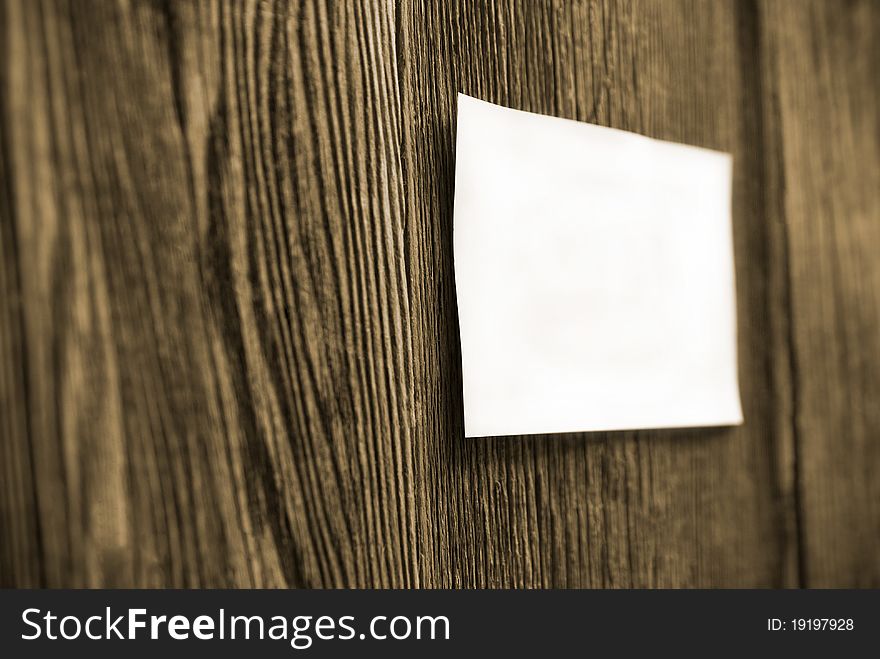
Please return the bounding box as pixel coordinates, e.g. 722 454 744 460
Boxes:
453 93 742 438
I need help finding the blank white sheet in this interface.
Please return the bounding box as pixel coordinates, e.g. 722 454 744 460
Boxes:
453 93 743 438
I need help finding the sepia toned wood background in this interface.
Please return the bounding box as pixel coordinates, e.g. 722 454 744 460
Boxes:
1 0 878 588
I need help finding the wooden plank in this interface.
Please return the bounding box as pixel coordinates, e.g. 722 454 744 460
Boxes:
759 0 880 587
0 5 42 585
398 0 790 587
1 0 417 587
3 0 874 589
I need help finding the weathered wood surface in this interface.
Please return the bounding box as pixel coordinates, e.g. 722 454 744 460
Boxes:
758 0 880 588
1 0 877 588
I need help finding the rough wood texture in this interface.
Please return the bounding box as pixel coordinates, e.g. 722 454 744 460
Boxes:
1 0 877 588
400 0 787 588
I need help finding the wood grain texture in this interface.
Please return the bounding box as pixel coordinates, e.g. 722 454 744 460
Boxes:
399 0 787 588
0 0 877 588
759 0 880 587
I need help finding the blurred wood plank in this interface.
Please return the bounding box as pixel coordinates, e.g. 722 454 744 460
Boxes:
759 0 880 587
0 23 42 586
